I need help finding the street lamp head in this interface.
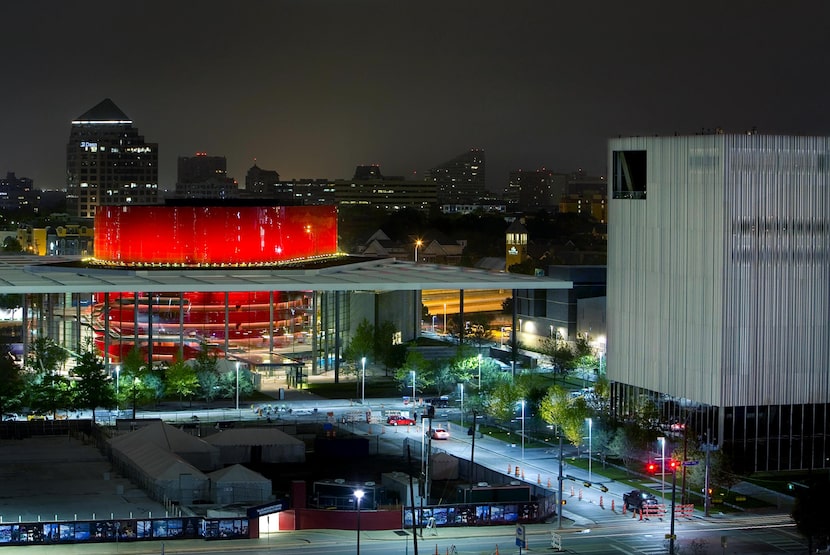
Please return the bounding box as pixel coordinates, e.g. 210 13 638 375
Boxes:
354 489 365 501
361 357 366 366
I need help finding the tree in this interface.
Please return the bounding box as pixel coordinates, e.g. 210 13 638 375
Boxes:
539 385 590 447
72 350 116 421
396 351 433 396
166 359 199 407
538 336 577 376
0 352 24 416
27 337 68 375
792 478 830 552
26 372 73 418
343 318 374 364
218 366 254 402
466 318 494 350
484 380 524 425
2 236 22 252
607 423 651 472
507 258 538 275
374 320 399 375
197 369 221 403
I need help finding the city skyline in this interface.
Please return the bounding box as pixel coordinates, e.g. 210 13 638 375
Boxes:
2 1 829 191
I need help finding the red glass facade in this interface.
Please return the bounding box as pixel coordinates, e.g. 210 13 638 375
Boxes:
89 203 335 362
92 291 306 363
94 205 338 265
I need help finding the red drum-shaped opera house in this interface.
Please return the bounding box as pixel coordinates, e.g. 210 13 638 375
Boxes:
94 204 338 265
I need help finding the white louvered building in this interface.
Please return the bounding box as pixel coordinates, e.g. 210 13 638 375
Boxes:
608 134 830 472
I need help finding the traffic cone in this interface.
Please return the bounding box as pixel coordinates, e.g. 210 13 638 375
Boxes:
537 474 541 485
599 496 604 509
578 489 583 501
547 477 552 488
508 464 512 475
612 499 616 512
521 469 525 479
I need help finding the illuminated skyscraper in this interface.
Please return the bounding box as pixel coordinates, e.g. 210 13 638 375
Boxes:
66 98 159 219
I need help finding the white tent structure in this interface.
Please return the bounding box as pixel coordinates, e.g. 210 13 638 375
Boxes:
208 464 273 505
108 441 209 504
204 428 305 465
110 421 221 471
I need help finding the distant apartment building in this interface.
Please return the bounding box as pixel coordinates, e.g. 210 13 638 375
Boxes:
66 99 159 219
334 165 436 211
175 152 238 199
608 133 830 472
244 164 281 196
0 172 37 212
427 149 485 205
505 168 568 213
243 164 335 206
559 170 608 223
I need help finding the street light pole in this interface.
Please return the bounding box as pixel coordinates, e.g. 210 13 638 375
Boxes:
361 357 366 405
477 354 482 389
659 436 666 503
411 370 416 403
235 362 240 411
115 365 120 411
131 376 139 420
521 401 526 460
354 489 364 555
414 239 422 262
587 417 593 482
460 384 464 430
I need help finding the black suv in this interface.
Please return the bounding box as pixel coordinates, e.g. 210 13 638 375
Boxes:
623 490 658 512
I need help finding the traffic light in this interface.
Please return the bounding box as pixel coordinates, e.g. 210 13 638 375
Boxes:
646 462 658 474
668 459 679 471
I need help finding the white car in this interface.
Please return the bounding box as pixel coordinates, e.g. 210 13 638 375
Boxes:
430 428 450 440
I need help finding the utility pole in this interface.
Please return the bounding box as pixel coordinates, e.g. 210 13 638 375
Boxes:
406 445 419 555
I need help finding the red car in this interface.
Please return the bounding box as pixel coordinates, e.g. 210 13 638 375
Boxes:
387 415 416 426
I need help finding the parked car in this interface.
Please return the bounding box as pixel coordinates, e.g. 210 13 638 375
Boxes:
430 428 450 440
387 415 416 426
425 396 449 408
623 489 658 512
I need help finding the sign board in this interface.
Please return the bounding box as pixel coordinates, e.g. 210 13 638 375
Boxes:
515 524 527 548
682 460 699 466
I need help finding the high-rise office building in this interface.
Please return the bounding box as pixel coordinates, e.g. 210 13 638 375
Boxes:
66 99 159 219
607 133 830 472
427 149 485 204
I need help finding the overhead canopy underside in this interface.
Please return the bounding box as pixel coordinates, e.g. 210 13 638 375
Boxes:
0 255 571 294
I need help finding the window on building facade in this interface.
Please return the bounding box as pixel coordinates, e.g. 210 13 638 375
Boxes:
612 150 647 199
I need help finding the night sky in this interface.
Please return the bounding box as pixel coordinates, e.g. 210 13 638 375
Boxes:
2 0 829 192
